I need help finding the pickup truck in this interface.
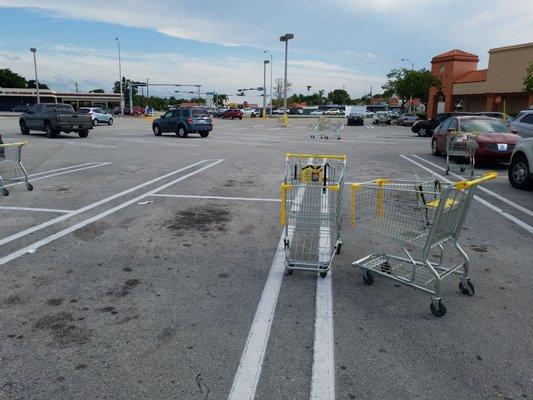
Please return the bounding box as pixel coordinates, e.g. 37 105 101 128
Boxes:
19 103 93 138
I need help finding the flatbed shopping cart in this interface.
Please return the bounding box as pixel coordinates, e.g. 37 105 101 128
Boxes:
351 172 497 316
446 131 479 178
281 153 346 277
0 141 33 196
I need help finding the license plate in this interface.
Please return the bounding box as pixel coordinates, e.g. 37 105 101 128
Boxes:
197 120 206 124
72 125 78 129
497 143 507 151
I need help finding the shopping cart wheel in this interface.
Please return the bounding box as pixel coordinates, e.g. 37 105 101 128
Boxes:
285 267 293 276
362 270 374 285
336 243 342 254
430 300 446 317
319 270 328 278
1 187 8 196
26 182 33 191
459 280 475 296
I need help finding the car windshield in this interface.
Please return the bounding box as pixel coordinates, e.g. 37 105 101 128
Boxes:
192 109 209 117
377 112 387 116
460 119 509 133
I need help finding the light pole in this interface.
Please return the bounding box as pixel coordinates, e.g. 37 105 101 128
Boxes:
29 48 40 103
115 37 124 116
279 33 294 126
264 50 273 116
263 59 269 118
401 58 414 114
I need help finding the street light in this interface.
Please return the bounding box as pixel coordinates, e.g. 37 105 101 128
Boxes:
279 33 294 126
263 59 270 118
29 48 40 103
401 58 415 114
115 37 124 116
264 50 273 116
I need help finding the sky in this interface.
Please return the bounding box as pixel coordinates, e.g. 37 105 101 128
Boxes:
0 0 532 104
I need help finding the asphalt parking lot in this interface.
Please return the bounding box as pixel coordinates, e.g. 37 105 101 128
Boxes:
0 116 531 400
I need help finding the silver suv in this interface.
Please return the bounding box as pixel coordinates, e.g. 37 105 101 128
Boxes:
509 109 533 138
78 107 113 126
508 137 533 189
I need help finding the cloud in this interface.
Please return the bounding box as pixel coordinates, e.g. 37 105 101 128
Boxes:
334 0 436 12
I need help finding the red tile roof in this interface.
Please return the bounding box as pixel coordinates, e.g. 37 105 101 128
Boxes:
432 49 479 62
454 69 488 83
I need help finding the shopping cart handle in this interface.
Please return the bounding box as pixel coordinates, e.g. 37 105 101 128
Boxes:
285 153 346 160
454 171 498 189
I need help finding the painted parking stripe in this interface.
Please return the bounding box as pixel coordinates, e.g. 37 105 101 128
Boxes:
26 163 96 177
410 154 533 217
67 142 116 149
0 206 73 213
0 159 210 247
0 159 224 266
400 154 533 234
150 194 280 202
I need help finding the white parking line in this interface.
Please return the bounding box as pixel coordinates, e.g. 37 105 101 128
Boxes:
26 163 96 177
105 137 197 147
409 154 533 217
0 159 210 247
400 155 533 234
0 159 224 266
67 142 116 149
0 206 73 213
150 194 280 202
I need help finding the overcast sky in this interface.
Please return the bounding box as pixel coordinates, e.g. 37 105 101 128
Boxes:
0 0 532 103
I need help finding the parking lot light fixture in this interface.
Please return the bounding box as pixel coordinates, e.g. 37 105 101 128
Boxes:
264 50 273 116
29 48 40 104
279 34 294 127
115 38 124 116
263 60 270 118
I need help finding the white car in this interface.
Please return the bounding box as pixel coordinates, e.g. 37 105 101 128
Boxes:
364 111 375 118
324 109 341 115
273 108 289 115
78 107 113 126
241 108 254 116
509 110 533 138
310 110 324 115
508 137 533 189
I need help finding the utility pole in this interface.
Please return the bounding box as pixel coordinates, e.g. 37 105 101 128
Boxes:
129 80 133 110
264 50 273 116
263 59 269 118
115 38 124 116
29 48 40 103
74 81 79 93
146 78 150 113
279 33 294 127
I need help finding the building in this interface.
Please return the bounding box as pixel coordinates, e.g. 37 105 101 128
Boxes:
427 42 533 118
0 88 121 111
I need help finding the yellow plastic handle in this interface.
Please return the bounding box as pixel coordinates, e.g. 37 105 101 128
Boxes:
285 153 346 160
351 184 361 226
0 141 27 148
454 171 498 189
280 183 292 226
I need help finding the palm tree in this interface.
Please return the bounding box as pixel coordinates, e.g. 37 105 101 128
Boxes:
215 93 229 107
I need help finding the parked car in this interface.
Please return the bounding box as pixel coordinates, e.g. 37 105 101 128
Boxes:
251 108 263 117
347 112 364 126
78 107 113 126
412 112 474 136
123 107 144 116
310 110 324 115
222 109 243 119
364 111 375 118
388 111 400 121
324 108 341 115
508 109 533 138
11 104 31 113
397 113 418 126
206 108 222 118
152 107 212 138
374 111 391 125
241 108 254 117
19 103 93 138
478 111 512 123
431 116 520 163
0 132 4 158
508 137 533 189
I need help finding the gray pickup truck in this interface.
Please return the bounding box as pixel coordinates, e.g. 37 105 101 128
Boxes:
19 103 93 138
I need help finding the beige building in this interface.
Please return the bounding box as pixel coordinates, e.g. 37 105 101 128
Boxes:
428 42 533 118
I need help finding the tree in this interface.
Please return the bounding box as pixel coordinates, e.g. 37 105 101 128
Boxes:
0 68 27 88
524 63 533 92
382 68 441 108
90 88 105 93
113 79 138 106
214 93 228 107
273 78 292 101
27 79 49 89
327 89 351 105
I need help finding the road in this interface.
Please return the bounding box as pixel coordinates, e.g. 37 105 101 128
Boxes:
0 116 531 400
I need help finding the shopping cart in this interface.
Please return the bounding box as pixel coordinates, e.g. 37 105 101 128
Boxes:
445 131 479 178
280 153 346 277
0 141 33 196
351 172 497 316
309 118 343 140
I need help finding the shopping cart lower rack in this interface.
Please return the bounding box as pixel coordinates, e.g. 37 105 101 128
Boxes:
0 141 33 196
351 172 497 316
280 153 346 277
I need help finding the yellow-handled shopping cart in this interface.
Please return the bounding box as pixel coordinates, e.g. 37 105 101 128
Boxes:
351 172 497 316
0 141 33 196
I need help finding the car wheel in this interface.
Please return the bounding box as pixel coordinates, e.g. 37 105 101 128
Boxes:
239 116 242 120
20 120 30 135
44 122 57 138
176 125 188 138
417 127 428 137
78 130 89 138
107 118 113 126
431 139 441 156
508 154 532 190
92 119 98 126
153 124 162 136
199 131 209 138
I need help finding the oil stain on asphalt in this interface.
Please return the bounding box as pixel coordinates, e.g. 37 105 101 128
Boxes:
33 312 91 346
166 205 231 237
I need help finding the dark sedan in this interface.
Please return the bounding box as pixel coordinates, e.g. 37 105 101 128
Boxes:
347 113 364 126
431 116 521 162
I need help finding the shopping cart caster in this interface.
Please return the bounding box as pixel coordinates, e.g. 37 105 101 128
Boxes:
319 270 328 278
362 270 374 285
285 265 293 276
1 187 8 196
430 300 446 317
336 243 342 255
459 279 475 296
26 182 33 191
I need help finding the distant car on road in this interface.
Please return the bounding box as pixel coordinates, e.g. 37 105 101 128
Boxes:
374 111 391 125
324 108 341 115
310 110 324 115
78 107 113 126
19 103 93 138
273 108 290 115
508 137 533 189
152 107 212 138
388 111 399 121
11 105 31 113
347 112 364 126
397 113 418 126
222 109 243 119
412 112 474 136
508 110 533 138
364 111 375 118
431 116 520 163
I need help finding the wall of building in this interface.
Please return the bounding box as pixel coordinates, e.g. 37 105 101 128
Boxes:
485 43 533 94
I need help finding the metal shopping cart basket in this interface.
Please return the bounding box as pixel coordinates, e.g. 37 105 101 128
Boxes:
446 131 479 178
0 141 33 196
350 172 497 316
309 117 343 140
280 153 346 277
